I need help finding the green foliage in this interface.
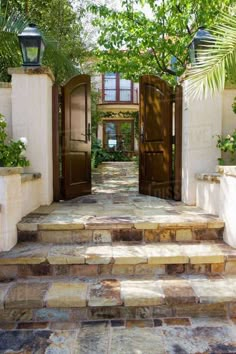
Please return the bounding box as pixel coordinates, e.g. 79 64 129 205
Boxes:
186 10 236 98
91 138 131 168
0 114 30 167
0 2 28 81
232 97 236 114
90 0 233 85
97 111 139 138
0 0 89 83
216 130 236 164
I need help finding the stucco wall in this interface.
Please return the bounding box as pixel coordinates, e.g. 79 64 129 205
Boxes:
222 88 236 135
182 82 222 205
196 180 220 215
21 178 42 217
0 83 12 137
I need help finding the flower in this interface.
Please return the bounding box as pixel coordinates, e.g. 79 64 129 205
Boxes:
19 137 28 146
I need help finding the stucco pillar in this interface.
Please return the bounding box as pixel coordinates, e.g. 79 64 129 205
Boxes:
0 168 22 251
8 67 54 205
182 82 222 205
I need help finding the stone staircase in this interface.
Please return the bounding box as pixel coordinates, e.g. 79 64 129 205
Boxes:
1 212 236 330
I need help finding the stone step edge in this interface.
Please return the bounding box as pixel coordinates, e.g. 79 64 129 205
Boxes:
0 317 235 330
1 277 236 311
17 220 225 232
0 242 232 266
18 226 224 244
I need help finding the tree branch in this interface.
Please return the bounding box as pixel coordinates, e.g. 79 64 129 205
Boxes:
176 4 192 35
151 47 176 76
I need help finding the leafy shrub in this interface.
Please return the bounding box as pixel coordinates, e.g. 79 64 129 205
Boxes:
216 130 236 165
91 138 131 168
0 114 30 167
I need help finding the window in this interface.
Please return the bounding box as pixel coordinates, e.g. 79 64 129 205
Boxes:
103 73 133 103
103 120 134 151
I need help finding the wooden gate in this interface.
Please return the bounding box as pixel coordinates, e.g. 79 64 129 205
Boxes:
53 74 182 201
52 75 91 201
139 75 182 200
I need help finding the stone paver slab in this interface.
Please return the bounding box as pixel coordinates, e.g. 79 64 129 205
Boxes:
0 243 50 265
110 327 166 354
134 222 158 229
162 279 197 304
162 326 236 354
5 282 49 308
88 280 122 307
77 323 109 354
47 245 85 264
85 245 113 264
145 244 188 264
113 245 147 265
181 244 224 264
46 282 88 308
191 279 236 303
121 280 164 306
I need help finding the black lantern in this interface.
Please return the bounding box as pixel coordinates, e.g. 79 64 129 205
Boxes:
18 23 45 67
189 27 213 63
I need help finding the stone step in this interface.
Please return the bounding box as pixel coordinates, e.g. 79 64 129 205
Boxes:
0 242 235 281
0 275 236 323
17 218 224 244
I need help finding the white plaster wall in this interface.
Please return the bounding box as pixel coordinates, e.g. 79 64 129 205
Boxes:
196 181 220 215
0 85 12 137
0 174 21 251
219 175 236 247
21 179 42 217
11 73 53 205
222 89 236 135
182 83 222 205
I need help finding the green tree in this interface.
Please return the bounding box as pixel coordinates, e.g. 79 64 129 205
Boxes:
90 0 234 84
185 10 236 98
0 0 88 83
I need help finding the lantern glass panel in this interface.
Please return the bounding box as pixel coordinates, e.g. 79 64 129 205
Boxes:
25 38 39 63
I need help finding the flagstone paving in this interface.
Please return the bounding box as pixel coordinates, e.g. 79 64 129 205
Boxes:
2 162 236 352
0 320 236 353
17 162 224 234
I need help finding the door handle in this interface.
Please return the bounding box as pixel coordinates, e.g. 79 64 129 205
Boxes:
81 123 91 141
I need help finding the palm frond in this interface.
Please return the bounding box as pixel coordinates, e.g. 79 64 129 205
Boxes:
185 11 236 99
0 5 28 61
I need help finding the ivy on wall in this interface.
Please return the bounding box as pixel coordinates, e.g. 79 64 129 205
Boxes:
98 111 139 138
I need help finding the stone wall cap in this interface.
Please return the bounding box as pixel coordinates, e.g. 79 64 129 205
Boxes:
0 167 23 176
21 172 41 183
217 165 236 178
0 82 11 88
8 67 55 82
195 172 221 183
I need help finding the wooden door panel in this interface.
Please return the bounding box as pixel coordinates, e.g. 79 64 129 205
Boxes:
62 75 91 200
139 75 173 199
144 85 163 142
70 85 87 141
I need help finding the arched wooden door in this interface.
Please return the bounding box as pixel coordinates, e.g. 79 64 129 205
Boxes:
61 75 91 200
